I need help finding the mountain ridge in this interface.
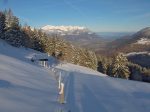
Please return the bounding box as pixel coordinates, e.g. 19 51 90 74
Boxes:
100 27 150 55
41 25 90 35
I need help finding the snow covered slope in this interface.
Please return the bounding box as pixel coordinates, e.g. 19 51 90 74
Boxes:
57 64 150 112
0 40 60 112
0 39 150 112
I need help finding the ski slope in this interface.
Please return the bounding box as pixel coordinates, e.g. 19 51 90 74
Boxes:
57 64 150 112
0 40 150 112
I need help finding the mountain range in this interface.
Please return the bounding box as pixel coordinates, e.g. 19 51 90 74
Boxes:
41 25 108 49
42 25 150 56
42 25 91 36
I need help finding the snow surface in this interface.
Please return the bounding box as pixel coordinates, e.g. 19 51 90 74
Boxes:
135 38 150 45
42 25 86 32
41 25 90 35
125 51 150 56
0 39 150 112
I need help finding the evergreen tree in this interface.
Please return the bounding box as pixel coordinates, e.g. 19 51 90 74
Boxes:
97 56 109 74
4 9 13 28
5 15 23 47
128 63 143 81
10 16 19 29
0 11 6 39
112 53 130 79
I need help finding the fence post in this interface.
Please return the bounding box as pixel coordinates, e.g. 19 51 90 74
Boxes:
59 82 65 104
58 72 61 90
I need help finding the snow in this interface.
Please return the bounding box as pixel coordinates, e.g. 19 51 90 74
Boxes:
41 25 89 35
56 64 150 112
0 40 59 112
125 51 150 56
42 25 86 31
135 38 150 45
56 63 106 77
0 39 150 112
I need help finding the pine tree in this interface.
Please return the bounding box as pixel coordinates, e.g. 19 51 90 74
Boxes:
10 16 19 29
128 63 143 81
97 56 109 74
112 53 130 79
5 15 23 47
5 9 13 28
0 11 6 39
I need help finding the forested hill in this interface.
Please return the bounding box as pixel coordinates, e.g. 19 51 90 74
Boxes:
0 9 97 70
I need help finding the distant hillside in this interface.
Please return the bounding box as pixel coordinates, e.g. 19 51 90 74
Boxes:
97 32 134 40
97 27 150 56
126 52 150 68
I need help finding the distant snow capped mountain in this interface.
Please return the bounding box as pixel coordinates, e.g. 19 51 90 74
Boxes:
41 25 104 49
41 25 91 35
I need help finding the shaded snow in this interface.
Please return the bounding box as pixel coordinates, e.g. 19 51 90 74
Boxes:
0 39 150 112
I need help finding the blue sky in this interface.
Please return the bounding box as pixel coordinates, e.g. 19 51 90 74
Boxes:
0 0 150 32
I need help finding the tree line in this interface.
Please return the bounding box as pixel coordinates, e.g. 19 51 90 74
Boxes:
0 9 97 70
97 53 150 83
